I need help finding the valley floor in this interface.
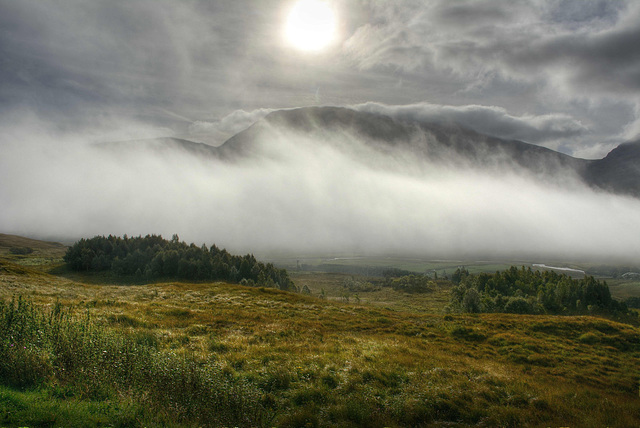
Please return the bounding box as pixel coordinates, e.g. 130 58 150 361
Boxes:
0 250 639 427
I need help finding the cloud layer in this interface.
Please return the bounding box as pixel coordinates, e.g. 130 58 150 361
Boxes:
354 102 588 146
1 1 639 157
1 1 639 260
2 115 640 263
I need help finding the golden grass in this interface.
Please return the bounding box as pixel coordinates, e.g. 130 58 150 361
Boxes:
1 254 639 427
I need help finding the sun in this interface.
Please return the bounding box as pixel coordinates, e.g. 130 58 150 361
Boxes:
285 0 337 52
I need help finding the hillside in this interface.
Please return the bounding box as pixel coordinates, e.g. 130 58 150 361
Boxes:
1 250 639 427
219 107 586 173
0 233 65 250
94 137 219 158
100 107 640 198
218 106 638 197
583 140 640 197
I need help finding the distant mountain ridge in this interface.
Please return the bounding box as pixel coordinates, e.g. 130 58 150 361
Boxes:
219 106 639 197
0 233 65 250
96 137 218 158
220 107 586 174
582 140 640 196
102 106 640 197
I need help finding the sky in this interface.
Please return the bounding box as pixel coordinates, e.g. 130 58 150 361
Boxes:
1 0 640 158
2 0 640 261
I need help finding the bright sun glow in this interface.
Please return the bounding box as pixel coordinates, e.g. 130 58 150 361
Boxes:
285 0 336 52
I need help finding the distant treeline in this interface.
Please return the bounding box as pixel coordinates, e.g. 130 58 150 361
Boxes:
64 234 296 291
449 266 633 317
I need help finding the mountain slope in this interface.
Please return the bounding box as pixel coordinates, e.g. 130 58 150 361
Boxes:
0 233 65 250
100 107 639 197
96 137 219 158
583 140 640 197
216 106 638 197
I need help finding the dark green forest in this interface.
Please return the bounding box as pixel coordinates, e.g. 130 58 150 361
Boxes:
449 266 634 318
64 235 296 291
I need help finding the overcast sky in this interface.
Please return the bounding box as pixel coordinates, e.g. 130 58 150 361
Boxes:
1 0 640 158
3 0 640 259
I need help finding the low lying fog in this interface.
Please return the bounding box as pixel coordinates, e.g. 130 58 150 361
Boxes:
2 115 640 262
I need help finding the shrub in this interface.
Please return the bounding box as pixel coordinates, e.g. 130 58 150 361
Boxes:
260 367 292 392
321 373 339 389
208 336 230 353
185 324 208 336
292 387 326 406
106 314 143 328
578 332 600 344
9 247 33 255
450 325 487 342
0 297 270 427
504 297 533 314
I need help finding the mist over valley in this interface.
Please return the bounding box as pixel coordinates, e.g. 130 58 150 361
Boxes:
2 2 640 427
2 106 640 263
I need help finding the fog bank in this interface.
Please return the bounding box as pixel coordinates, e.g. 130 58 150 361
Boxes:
2 116 640 262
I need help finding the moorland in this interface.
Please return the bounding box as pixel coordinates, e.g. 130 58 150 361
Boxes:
1 233 639 427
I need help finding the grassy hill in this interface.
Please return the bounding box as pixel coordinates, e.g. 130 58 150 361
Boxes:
1 251 639 427
0 233 66 255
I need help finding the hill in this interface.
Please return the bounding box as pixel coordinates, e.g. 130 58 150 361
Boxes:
94 137 219 158
1 251 639 427
101 106 640 198
0 233 65 250
583 139 640 196
218 106 638 197
0 233 66 256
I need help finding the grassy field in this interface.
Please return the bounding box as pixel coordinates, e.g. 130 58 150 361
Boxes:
607 278 640 299
264 254 525 277
1 237 639 427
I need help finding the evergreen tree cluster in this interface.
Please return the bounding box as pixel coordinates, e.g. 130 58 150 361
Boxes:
64 234 296 291
449 266 633 317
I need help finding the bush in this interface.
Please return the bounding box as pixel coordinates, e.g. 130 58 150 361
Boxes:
9 247 33 255
578 332 601 344
450 325 487 342
504 297 533 314
389 274 435 293
0 297 271 427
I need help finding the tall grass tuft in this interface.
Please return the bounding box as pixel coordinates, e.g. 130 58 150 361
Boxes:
0 297 271 427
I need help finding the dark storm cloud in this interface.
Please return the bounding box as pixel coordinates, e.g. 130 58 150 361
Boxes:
2 0 639 150
346 0 639 97
0 0 281 127
340 0 640 154
532 21 640 94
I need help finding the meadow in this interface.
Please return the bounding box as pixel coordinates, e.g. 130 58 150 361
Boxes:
0 236 639 427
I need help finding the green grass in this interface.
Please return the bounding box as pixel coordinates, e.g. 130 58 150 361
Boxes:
607 279 640 299
0 385 153 427
275 255 520 276
1 254 640 427
0 296 271 427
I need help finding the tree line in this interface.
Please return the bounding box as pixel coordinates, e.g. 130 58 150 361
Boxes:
64 234 296 292
449 266 633 317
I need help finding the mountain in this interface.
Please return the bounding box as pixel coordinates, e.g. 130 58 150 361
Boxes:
101 106 640 197
217 106 640 196
95 137 219 158
582 140 640 197
220 107 585 171
0 233 66 250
